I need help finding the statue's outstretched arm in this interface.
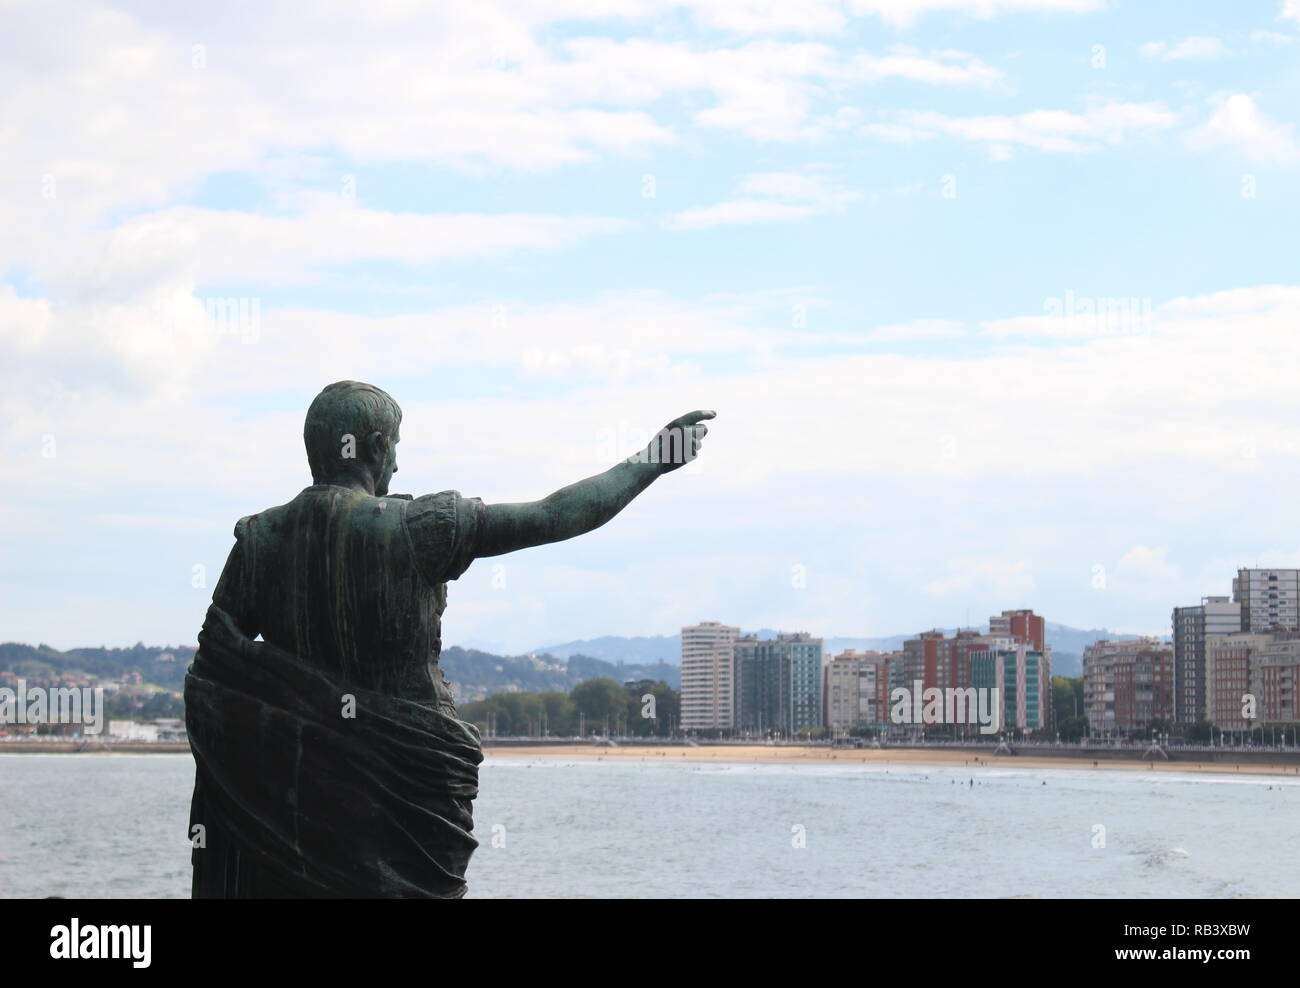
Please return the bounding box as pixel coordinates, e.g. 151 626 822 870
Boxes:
475 410 715 558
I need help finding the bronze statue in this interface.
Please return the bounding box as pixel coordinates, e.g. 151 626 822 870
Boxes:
184 381 713 897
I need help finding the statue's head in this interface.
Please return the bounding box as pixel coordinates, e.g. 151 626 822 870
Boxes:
304 381 402 495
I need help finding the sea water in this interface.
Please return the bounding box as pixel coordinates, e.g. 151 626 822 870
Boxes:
0 753 1294 898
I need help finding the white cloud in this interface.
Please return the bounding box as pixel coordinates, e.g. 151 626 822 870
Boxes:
849 47 1005 87
1283 0 1300 24
551 39 1004 143
664 169 861 230
11 281 1300 648
1187 93 1299 163
675 0 849 34
864 101 1178 157
923 557 1037 598
1140 36 1228 60
983 291 1153 338
865 319 966 341
1112 546 1181 596
847 0 1105 28
0 4 1013 251
38 201 631 298
16 281 1300 499
861 121 939 145
0 3 1025 331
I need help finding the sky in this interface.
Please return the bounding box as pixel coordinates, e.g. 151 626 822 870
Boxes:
3 0 1300 654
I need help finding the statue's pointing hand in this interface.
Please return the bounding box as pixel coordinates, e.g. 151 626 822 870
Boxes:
645 409 715 474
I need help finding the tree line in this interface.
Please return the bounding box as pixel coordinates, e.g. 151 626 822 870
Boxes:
459 678 680 737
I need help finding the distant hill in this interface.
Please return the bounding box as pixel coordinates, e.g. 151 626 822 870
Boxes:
532 634 682 664
0 620 1150 704
438 646 678 702
0 641 194 689
536 623 1156 678
0 640 678 706
1044 621 1152 655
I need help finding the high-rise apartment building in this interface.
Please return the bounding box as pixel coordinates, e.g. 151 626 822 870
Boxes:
1200 630 1300 730
1205 632 1273 731
680 622 739 731
1233 568 1300 632
1172 596 1242 725
942 629 1007 692
989 609 1046 652
823 650 890 733
1082 638 1173 736
734 632 823 736
970 642 1051 733
896 630 945 693
1255 636 1300 726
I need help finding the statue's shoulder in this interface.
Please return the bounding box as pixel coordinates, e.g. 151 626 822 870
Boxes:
385 490 466 515
231 488 325 541
407 489 464 506
403 491 484 584
232 510 271 540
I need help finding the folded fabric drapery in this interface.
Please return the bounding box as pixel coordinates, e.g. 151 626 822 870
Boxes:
185 604 483 898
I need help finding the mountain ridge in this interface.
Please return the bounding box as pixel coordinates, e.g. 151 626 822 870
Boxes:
0 622 1156 699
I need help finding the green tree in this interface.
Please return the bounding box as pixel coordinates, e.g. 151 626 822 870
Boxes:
1057 715 1088 742
538 691 576 735
138 691 184 719
570 678 628 733
462 692 543 736
623 679 679 737
1051 676 1083 728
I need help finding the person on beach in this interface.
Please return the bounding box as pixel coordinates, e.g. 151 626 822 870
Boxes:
185 381 714 898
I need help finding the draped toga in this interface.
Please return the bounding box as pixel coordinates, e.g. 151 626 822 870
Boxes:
184 485 486 898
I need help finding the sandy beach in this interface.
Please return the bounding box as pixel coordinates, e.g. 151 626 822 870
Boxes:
483 743 1300 778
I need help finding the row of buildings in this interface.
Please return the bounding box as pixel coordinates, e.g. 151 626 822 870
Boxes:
1080 568 1300 736
1169 567 1300 732
681 626 825 735
681 610 1053 737
685 569 1300 739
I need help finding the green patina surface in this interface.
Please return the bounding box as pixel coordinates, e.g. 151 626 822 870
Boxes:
185 381 713 897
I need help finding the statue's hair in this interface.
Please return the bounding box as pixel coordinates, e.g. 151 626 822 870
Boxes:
304 381 402 483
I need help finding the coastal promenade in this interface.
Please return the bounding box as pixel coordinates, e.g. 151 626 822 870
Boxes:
480 739 1300 774
8 736 1300 774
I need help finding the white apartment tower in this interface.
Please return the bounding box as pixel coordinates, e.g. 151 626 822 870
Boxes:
680 622 740 731
1234 568 1300 632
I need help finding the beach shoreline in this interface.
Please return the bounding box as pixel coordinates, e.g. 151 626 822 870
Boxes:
483 743 1300 778
6 740 1298 779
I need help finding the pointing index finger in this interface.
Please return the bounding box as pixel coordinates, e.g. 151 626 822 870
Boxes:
672 409 717 428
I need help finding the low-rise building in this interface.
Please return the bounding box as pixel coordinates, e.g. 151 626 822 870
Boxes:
106 720 160 742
